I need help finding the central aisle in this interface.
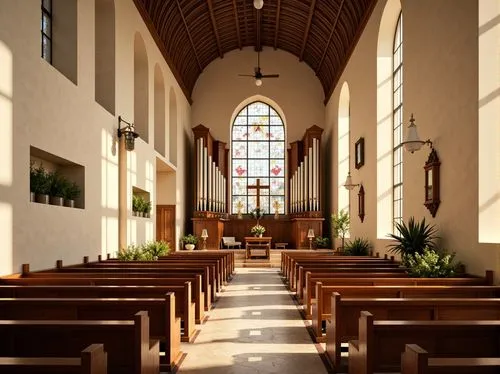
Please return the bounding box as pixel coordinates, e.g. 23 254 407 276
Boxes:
177 268 327 374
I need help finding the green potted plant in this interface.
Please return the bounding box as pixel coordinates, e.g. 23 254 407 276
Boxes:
143 200 152 218
314 236 330 249
331 209 350 251
30 163 50 204
250 224 266 237
181 234 198 250
142 240 170 260
387 217 438 265
63 181 80 208
343 237 371 256
48 172 67 206
406 247 462 277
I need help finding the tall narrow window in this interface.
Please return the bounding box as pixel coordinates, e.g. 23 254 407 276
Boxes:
231 101 286 214
392 13 403 231
41 0 52 63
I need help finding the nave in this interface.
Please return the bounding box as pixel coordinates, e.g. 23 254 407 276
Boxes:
178 268 327 374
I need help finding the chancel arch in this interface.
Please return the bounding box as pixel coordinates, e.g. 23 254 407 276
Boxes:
230 100 286 214
134 32 149 143
376 0 402 238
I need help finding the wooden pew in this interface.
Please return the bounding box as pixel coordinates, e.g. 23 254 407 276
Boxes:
311 283 500 342
0 311 159 374
0 344 107 374
0 283 195 344
6 263 213 312
0 275 206 322
348 311 500 374
0 295 182 371
296 265 408 300
325 293 500 369
303 270 493 317
401 344 500 374
45 261 219 301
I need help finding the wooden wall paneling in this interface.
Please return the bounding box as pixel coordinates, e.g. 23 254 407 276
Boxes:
291 218 324 248
193 218 225 249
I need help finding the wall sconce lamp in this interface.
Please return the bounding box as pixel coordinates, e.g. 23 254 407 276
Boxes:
253 0 264 9
343 172 360 190
201 229 208 250
401 114 433 153
117 116 139 151
307 228 315 250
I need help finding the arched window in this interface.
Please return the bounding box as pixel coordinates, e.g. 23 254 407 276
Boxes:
231 101 285 214
392 13 403 230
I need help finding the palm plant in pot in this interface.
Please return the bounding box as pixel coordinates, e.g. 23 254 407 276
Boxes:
181 234 198 250
343 237 371 256
387 217 438 266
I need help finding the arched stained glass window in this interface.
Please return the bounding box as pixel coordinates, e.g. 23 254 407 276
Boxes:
231 101 286 214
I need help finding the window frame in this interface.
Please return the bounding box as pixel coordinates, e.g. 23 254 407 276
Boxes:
231 101 286 215
41 0 52 63
392 13 403 233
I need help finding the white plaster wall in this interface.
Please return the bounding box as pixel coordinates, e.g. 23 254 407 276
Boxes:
325 0 500 276
0 0 190 274
191 47 325 144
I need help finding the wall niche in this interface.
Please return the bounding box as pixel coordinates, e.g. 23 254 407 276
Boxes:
132 186 151 218
30 146 85 209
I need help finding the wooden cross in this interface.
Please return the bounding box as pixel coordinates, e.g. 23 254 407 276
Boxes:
247 178 269 209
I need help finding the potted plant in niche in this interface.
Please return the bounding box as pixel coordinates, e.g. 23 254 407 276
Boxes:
48 172 67 206
64 181 80 208
250 224 266 237
30 162 49 203
143 200 152 218
181 234 198 250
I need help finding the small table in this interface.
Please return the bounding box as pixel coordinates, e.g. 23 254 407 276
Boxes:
275 242 288 249
244 236 272 259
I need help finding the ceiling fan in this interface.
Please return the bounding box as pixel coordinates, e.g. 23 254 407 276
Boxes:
238 51 279 86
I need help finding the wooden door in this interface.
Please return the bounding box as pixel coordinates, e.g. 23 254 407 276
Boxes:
157 205 176 249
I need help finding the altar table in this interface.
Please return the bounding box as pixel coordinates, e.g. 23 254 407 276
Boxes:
244 236 272 259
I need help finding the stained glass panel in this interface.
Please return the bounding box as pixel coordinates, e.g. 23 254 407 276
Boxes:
248 160 269 177
270 178 285 195
232 126 248 140
248 124 268 141
248 142 269 158
232 142 247 159
270 143 285 158
232 177 247 195
231 101 285 214
232 160 247 177
269 126 284 140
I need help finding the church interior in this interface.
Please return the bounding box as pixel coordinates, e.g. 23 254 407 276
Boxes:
0 0 499 373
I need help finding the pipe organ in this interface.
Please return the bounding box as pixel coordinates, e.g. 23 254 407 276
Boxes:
289 125 323 215
193 125 228 215
192 125 228 249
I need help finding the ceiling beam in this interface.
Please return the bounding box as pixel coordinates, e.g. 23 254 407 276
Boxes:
255 8 261 51
273 0 281 49
317 0 345 71
175 0 203 72
232 0 242 49
207 0 223 58
299 0 317 61
243 0 249 45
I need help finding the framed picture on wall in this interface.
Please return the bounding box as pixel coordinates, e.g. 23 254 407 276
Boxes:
355 137 364 169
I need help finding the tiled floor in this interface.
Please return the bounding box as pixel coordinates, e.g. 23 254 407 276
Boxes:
177 267 328 374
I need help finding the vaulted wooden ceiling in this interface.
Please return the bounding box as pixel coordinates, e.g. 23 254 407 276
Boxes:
133 0 377 104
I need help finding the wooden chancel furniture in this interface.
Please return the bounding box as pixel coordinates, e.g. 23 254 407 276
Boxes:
245 237 271 259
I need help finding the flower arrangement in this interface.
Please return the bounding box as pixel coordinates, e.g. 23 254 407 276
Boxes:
250 224 266 236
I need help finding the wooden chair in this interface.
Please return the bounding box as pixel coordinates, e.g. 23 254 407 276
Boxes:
222 237 241 249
